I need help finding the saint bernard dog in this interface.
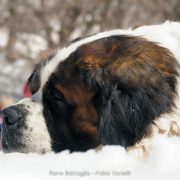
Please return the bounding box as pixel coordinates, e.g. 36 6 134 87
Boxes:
1 21 180 154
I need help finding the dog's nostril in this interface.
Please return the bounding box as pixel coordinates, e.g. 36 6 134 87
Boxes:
4 116 15 126
3 116 10 126
2 106 22 126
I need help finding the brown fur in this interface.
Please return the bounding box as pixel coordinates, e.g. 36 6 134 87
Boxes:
56 84 99 141
78 37 177 87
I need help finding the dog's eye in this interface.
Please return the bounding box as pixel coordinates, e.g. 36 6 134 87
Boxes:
47 89 64 101
52 93 64 101
52 90 65 101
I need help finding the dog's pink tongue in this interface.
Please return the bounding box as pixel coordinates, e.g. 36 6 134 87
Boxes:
23 81 32 97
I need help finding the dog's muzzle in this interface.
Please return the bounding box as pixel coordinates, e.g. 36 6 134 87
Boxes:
1 97 52 153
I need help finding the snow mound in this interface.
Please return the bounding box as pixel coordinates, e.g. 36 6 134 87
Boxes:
0 136 180 180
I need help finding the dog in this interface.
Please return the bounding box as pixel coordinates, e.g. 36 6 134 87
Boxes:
1 21 180 154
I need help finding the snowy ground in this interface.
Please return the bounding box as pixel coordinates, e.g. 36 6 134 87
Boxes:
0 135 180 180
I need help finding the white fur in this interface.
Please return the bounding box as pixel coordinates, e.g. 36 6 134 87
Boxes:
41 21 180 86
16 98 52 153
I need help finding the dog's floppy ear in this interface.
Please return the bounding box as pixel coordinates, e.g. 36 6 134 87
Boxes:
23 65 41 97
93 75 148 147
23 50 56 97
80 36 178 147
95 64 177 147
97 81 150 147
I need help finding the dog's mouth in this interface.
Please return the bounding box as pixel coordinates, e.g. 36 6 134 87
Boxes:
1 124 26 153
1 124 10 152
0 121 13 154
0 113 42 154
0 101 52 154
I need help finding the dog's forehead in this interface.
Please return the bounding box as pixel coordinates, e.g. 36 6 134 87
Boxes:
39 29 134 89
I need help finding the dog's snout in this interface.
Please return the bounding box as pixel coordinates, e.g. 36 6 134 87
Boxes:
2 106 23 126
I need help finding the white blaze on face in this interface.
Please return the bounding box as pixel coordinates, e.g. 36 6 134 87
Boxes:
40 21 180 89
16 98 52 153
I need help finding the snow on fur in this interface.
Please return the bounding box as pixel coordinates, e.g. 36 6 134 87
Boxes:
0 135 180 180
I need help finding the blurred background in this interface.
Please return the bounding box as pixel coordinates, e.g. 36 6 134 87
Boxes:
0 0 180 109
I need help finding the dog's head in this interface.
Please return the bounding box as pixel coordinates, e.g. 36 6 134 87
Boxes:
1 34 179 153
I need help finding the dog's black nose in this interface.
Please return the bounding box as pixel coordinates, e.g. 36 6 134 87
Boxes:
2 106 22 126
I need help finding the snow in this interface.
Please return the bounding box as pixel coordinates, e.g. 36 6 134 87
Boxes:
0 136 180 180
48 18 61 45
14 33 48 59
85 14 92 23
0 27 9 48
48 18 61 32
50 31 60 45
0 56 32 99
88 24 101 34
69 28 83 41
